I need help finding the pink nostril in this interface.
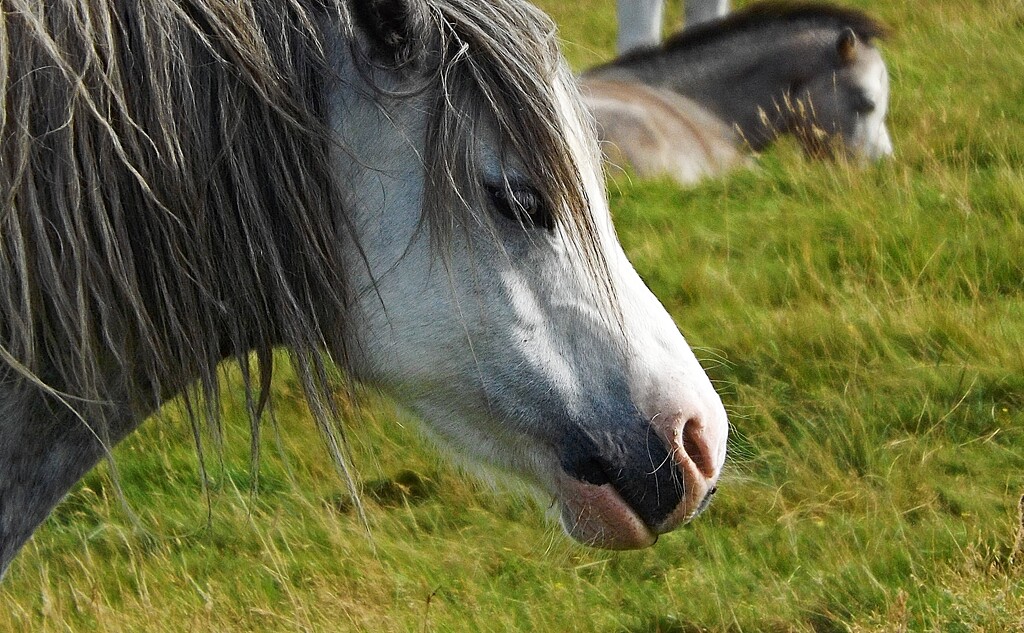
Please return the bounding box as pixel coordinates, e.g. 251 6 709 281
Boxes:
646 395 728 533
681 418 715 480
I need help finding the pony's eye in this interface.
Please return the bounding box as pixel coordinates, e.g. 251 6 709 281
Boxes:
854 94 876 114
486 184 554 231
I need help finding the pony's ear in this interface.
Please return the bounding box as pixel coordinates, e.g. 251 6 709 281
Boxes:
837 27 859 64
350 0 433 67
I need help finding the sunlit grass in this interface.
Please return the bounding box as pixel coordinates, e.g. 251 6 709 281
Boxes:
3 0 1024 631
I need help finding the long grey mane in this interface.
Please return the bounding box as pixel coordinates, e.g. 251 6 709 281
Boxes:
0 0 602 470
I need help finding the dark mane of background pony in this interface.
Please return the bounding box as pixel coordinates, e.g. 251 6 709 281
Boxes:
596 2 889 69
0 0 602 488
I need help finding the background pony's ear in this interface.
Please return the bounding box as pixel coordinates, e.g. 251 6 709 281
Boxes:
837 27 858 64
350 0 433 67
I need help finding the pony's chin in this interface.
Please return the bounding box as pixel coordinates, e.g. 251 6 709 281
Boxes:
555 476 657 550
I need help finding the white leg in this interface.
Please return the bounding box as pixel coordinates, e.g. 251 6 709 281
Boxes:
685 0 729 27
617 0 664 55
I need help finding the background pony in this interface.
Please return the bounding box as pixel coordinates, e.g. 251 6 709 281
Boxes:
585 2 893 183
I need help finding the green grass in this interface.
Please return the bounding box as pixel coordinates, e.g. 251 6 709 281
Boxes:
4 0 1024 631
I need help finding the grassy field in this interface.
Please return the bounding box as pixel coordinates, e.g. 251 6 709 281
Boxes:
4 0 1024 631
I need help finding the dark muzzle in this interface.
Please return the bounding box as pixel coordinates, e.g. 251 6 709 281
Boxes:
560 413 685 529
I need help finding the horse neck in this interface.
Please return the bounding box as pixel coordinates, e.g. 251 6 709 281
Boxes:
588 24 835 149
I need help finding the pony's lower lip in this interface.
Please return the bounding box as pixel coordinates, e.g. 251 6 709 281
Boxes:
555 475 656 550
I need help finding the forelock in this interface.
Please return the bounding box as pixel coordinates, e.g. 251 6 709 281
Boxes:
418 0 612 299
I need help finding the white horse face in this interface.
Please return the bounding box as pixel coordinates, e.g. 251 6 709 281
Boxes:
333 0 728 549
797 29 893 160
